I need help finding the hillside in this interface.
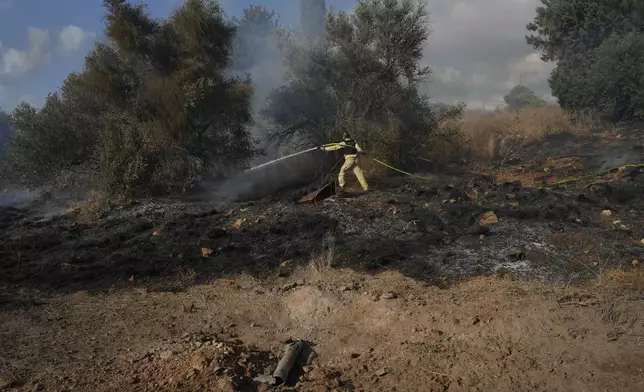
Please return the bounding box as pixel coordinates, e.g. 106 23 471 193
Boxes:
1 125 644 391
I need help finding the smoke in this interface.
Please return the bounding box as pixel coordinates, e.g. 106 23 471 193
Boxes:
229 1 329 166
202 147 341 202
598 150 638 172
0 188 36 207
229 6 288 165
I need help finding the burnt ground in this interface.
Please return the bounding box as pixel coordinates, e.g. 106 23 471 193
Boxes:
1 126 644 391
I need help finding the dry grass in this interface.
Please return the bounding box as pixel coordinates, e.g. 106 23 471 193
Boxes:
309 232 337 276
599 268 644 292
67 192 110 224
460 106 597 162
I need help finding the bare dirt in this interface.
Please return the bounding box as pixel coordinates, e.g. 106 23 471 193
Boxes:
1 126 644 391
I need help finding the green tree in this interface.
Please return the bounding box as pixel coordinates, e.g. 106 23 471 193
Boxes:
2 0 258 195
549 33 644 121
0 109 10 161
526 0 644 121
527 0 644 62
264 0 440 167
1 73 102 187
503 85 547 110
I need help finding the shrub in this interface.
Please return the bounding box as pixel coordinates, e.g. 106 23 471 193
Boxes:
1 0 259 196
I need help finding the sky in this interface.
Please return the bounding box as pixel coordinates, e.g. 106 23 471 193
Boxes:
0 0 555 111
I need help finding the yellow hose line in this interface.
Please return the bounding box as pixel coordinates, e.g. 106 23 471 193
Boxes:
370 158 434 181
320 143 434 181
547 163 644 186
321 143 644 185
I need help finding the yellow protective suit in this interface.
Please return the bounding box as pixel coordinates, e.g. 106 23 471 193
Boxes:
322 137 369 191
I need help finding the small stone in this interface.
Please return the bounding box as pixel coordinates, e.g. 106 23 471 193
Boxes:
601 210 612 217
282 282 297 292
190 353 209 372
380 292 397 300
375 368 387 377
201 247 214 257
159 350 174 360
633 260 640 267
479 211 499 225
303 366 313 373
351 353 361 359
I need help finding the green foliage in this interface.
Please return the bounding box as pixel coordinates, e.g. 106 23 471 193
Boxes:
263 0 444 167
2 0 258 195
527 0 644 62
1 73 102 187
550 33 644 121
0 109 10 161
527 0 644 121
503 85 547 111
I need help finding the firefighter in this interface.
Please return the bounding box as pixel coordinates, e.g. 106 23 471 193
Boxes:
320 132 369 193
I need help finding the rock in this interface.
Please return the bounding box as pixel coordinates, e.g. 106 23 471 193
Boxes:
253 374 276 385
633 260 640 267
159 350 174 360
281 282 298 292
303 366 313 373
190 354 209 372
232 218 247 229
601 210 612 217
479 211 498 225
375 368 387 377
201 247 214 257
258 384 272 392
380 292 397 300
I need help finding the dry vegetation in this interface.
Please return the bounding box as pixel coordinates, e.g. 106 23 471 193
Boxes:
600 267 644 292
434 106 600 165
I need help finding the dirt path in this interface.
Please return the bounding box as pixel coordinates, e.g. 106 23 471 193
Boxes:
1 269 643 392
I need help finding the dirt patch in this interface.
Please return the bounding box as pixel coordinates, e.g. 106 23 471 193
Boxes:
1 271 643 391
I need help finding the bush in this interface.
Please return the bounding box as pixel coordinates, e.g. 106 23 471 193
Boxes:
503 85 547 111
526 0 644 122
1 0 259 196
550 33 644 122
